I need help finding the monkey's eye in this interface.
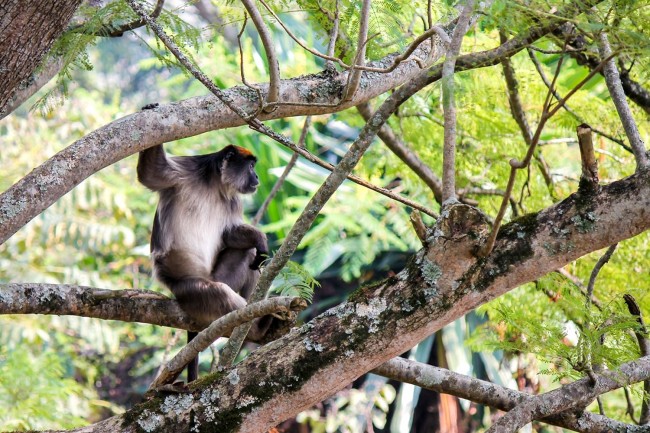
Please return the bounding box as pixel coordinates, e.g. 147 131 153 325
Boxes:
249 162 255 170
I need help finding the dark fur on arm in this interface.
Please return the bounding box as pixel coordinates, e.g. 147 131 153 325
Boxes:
137 145 179 191
223 225 268 269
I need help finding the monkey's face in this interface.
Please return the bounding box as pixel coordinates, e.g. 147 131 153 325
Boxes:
222 157 260 195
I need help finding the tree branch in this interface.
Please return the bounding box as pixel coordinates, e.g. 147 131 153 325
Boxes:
373 357 636 433
486 355 650 433
596 31 649 170
441 0 475 204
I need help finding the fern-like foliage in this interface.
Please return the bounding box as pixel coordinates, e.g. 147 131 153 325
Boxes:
270 260 320 303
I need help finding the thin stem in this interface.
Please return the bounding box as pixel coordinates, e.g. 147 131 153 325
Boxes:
342 0 371 102
240 0 281 113
478 54 615 257
526 47 630 152
324 0 340 69
585 244 617 306
441 0 475 204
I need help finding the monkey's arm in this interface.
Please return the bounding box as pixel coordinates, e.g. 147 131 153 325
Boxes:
137 144 178 191
223 225 268 269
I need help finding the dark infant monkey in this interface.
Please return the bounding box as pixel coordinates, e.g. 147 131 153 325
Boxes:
137 144 269 381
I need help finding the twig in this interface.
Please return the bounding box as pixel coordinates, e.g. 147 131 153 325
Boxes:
324 0 340 70
409 211 428 244
240 0 281 113
597 32 649 170
441 0 475 204
251 116 312 225
357 103 443 203
585 244 617 306
624 386 640 424
526 47 630 151
342 0 371 102
150 297 306 388
624 294 650 424
237 14 264 117
500 30 555 198
576 124 599 192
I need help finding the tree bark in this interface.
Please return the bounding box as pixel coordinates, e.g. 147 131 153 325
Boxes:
0 0 83 116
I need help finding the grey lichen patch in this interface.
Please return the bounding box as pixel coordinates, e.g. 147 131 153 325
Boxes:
570 212 598 233
236 395 258 409
543 241 575 256
160 394 194 415
304 337 324 352
355 297 388 333
421 257 442 289
227 369 240 385
136 410 165 433
130 129 142 141
199 388 221 405
0 194 28 223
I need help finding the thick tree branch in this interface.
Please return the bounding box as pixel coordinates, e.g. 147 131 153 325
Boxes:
374 357 636 433
0 0 83 116
487 355 650 433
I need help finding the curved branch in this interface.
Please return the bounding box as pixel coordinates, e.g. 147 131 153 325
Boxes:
151 297 306 387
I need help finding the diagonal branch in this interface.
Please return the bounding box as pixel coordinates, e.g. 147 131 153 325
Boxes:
596 32 649 170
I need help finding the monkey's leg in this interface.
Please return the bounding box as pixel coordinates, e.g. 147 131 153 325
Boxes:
162 276 247 382
187 331 199 382
212 248 273 341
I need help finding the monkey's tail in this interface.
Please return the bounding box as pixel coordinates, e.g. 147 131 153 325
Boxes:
187 331 199 382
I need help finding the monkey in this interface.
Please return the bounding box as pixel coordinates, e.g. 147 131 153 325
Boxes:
137 143 270 381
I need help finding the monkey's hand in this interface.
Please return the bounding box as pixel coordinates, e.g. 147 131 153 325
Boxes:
250 248 268 270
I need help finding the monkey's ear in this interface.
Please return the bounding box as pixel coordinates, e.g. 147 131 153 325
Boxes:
223 145 237 161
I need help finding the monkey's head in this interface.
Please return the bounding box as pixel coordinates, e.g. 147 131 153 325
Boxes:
219 145 259 195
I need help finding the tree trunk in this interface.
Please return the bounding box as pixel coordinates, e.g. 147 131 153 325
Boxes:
0 0 82 116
